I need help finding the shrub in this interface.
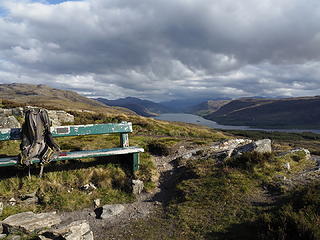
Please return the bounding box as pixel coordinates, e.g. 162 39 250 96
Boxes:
226 152 274 171
259 184 320 240
147 141 173 156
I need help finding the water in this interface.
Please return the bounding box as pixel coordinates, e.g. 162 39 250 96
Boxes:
155 113 320 134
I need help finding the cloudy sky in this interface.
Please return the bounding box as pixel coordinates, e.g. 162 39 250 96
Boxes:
1 0 320 101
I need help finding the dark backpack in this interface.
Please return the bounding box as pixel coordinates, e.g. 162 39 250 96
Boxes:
19 108 60 165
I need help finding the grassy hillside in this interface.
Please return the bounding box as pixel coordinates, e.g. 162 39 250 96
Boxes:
0 101 227 220
0 95 319 240
96 97 171 117
187 100 231 116
205 96 320 129
0 83 133 114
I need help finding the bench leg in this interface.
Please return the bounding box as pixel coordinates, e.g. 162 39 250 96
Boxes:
131 153 140 172
39 165 44 178
28 166 31 179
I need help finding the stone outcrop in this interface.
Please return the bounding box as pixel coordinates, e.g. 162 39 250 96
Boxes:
41 220 93 240
210 138 272 160
232 139 272 156
0 107 74 127
95 204 125 219
0 108 24 117
2 211 61 233
47 110 74 126
0 116 21 128
289 148 311 160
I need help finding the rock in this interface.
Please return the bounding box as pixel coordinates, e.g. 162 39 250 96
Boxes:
211 139 253 159
82 231 94 240
48 110 74 127
181 153 192 160
20 192 38 205
8 198 16 206
2 211 61 233
0 109 12 116
96 204 125 219
43 220 92 240
253 139 272 153
80 183 97 191
232 139 272 156
0 202 3 216
0 108 23 117
132 180 144 195
11 108 24 117
285 162 291 171
290 148 311 160
212 139 253 152
0 234 6 239
93 199 100 208
0 116 21 128
0 223 3 234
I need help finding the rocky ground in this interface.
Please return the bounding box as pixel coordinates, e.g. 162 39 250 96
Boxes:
1 139 320 240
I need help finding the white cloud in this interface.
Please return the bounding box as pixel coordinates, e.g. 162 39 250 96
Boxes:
0 0 320 101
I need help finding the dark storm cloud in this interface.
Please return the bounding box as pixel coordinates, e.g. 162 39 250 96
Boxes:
0 0 320 101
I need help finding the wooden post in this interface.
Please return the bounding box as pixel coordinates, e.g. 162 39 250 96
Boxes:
120 133 129 147
132 152 139 172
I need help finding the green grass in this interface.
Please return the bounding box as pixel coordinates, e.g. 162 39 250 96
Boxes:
0 109 226 219
259 183 320 240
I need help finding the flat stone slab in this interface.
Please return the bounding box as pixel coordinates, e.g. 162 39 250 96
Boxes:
96 204 125 219
2 211 61 233
42 220 93 240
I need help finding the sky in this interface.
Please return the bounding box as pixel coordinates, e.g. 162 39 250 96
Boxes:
0 0 320 101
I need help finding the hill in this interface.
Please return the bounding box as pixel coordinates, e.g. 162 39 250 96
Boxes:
0 83 132 114
159 98 213 113
205 96 320 129
96 97 171 117
186 99 231 116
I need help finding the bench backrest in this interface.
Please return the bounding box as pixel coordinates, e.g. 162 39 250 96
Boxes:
0 122 132 147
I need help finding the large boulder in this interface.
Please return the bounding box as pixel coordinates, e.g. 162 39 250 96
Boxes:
232 139 272 156
211 139 253 159
0 116 21 128
2 211 61 233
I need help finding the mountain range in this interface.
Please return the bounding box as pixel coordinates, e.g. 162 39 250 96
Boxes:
1 83 320 129
205 96 320 129
96 97 171 117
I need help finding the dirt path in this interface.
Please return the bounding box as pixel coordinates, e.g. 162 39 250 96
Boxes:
59 143 207 240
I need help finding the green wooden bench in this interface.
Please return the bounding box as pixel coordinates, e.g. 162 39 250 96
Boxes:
0 122 144 175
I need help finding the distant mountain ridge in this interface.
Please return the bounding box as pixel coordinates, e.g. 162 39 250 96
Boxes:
186 100 232 116
204 96 320 129
96 97 171 117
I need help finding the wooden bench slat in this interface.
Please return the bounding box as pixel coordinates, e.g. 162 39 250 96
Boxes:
0 122 133 141
0 147 144 167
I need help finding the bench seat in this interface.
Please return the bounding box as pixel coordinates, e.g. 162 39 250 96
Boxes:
0 122 144 173
0 146 144 168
